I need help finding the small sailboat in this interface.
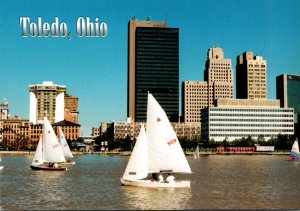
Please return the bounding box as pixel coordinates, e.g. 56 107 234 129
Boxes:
30 117 67 171
193 145 200 159
289 138 299 160
0 157 3 171
58 127 75 165
120 93 192 188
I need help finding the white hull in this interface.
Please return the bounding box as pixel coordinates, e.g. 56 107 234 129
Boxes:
120 178 190 188
0 166 3 171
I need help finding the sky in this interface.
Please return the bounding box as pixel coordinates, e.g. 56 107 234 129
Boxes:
0 0 300 136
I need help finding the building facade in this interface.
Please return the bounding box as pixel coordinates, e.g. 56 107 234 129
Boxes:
104 121 200 141
1 118 80 150
127 17 179 122
201 99 294 142
236 51 267 99
64 93 79 123
29 81 66 124
182 46 233 123
276 74 300 123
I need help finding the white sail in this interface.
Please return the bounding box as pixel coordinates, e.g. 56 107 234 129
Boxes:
58 127 74 159
31 135 44 166
289 138 299 158
123 124 148 180
146 93 192 174
194 145 200 159
43 117 66 163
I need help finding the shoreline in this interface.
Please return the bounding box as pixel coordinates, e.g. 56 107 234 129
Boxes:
0 150 290 156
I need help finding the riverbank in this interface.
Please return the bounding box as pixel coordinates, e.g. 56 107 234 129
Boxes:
0 150 289 156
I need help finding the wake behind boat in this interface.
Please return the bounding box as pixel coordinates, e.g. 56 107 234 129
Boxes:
120 93 192 188
30 117 67 171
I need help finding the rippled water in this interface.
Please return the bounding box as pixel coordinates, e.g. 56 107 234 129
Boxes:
0 154 300 210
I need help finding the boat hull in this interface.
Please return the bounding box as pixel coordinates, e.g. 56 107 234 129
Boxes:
120 178 190 188
0 166 3 171
30 165 67 171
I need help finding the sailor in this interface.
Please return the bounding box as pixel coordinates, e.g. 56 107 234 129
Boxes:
166 173 175 183
158 173 164 183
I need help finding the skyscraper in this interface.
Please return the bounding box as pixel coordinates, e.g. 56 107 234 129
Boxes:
182 46 233 123
276 74 300 123
236 51 267 99
204 47 233 106
127 17 179 122
29 81 66 124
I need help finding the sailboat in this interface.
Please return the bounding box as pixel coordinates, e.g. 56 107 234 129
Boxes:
30 117 67 171
289 138 299 160
193 145 200 159
120 93 192 188
58 127 75 165
0 157 3 171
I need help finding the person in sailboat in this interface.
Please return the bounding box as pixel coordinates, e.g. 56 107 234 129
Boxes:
166 173 175 183
158 173 164 183
150 173 157 182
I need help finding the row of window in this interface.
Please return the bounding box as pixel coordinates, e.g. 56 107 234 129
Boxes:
210 113 293 118
210 124 293 127
211 108 293 112
210 129 294 132
210 118 294 122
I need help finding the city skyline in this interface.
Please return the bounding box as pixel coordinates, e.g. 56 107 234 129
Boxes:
1 0 299 136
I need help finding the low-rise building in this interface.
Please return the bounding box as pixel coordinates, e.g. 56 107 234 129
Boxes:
201 98 294 142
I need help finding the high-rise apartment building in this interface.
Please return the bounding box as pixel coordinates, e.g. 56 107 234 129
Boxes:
29 81 66 124
236 51 267 99
276 74 300 123
127 17 179 122
182 46 233 123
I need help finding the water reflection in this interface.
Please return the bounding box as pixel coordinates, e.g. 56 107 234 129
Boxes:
122 186 192 210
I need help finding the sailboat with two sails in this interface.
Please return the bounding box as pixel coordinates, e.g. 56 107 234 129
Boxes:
120 93 192 188
30 117 67 171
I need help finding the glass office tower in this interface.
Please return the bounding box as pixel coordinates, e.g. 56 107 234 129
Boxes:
127 18 179 122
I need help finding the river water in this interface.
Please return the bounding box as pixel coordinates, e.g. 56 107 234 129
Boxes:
0 153 299 210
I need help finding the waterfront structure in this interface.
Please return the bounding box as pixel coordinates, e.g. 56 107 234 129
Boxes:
64 93 79 123
1 118 80 150
127 17 179 122
276 74 300 123
182 46 233 123
91 126 100 137
29 81 66 124
201 98 294 142
52 120 81 141
236 51 267 99
104 121 200 141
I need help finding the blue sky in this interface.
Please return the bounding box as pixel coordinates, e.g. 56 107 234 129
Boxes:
0 0 299 136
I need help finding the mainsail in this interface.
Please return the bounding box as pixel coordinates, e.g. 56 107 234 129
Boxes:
146 93 192 174
43 117 66 163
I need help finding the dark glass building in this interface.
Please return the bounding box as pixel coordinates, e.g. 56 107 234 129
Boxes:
127 19 179 122
276 74 300 123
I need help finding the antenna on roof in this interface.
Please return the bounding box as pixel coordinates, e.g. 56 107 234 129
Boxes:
164 13 168 22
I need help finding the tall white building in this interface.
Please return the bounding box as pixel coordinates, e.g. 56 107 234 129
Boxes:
201 99 294 142
29 81 66 124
